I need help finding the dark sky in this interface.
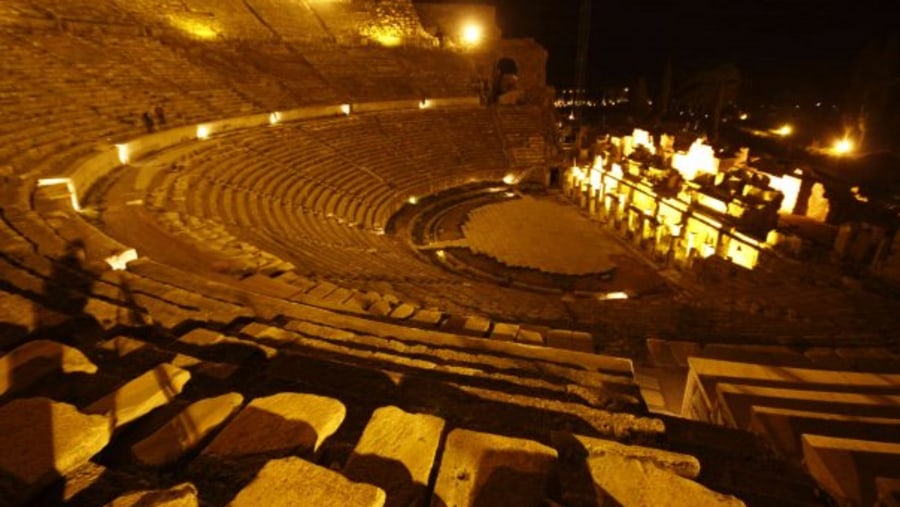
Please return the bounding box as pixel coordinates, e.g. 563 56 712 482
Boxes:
418 0 899 103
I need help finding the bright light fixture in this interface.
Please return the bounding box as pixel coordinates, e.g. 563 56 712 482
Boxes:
461 23 482 45
775 124 793 137
269 112 282 125
832 137 853 155
196 125 211 140
341 104 351 116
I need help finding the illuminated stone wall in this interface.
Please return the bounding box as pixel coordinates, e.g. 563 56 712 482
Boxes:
414 3 502 46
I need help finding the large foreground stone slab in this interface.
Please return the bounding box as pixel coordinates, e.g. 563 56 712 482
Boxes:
202 392 346 459
748 406 900 459
802 434 900 507
132 393 245 467
1 340 98 396
345 406 445 507
587 451 745 506
229 456 384 507
0 397 111 506
105 483 199 507
86 364 191 429
432 428 557 507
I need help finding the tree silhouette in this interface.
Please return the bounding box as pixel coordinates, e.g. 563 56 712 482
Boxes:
677 64 741 142
844 35 899 153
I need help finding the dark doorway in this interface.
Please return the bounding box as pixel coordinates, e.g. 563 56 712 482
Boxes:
549 168 561 188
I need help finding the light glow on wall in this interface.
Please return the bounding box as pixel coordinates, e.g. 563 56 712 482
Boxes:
37 177 80 212
503 173 519 185
632 129 655 154
408 196 418 205
419 99 431 109
269 112 282 125
196 125 211 140
597 291 629 301
115 144 130 165
362 25 404 47
169 17 218 40
765 172 802 213
672 139 718 181
341 104 351 116
105 249 138 271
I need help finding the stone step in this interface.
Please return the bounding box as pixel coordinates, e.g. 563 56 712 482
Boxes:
748 406 900 460
228 456 385 507
432 428 558 507
200 392 346 461
131 392 245 467
85 363 191 430
802 434 900 507
343 406 445 507
104 483 199 507
0 397 111 506
0 339 98 397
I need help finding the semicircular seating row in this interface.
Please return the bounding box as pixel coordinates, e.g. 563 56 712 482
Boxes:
127 107 575 324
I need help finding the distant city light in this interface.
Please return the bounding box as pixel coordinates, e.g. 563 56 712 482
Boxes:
832 138 854 155
775 124 793 137
461 23 483 45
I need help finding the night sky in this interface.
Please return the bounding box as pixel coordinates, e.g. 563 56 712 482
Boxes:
417 0 899 104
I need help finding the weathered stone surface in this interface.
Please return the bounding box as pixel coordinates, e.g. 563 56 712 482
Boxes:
0 339 98 396
388 303 416 320
178 328 277 359
86 364 191 429
0 398 111 505
433 428 557 507
411 309 443 326
462 316 491 335
551 431 701 479
202 393 345 459
96 336 151 358
515 329 544 346
228 457 385 507
368 300 393 317
105 483 199 507
587 451 745 506
490 322 520 341
345 406 445 507
802 434 900 507
132 393 245 467
546 329 593 353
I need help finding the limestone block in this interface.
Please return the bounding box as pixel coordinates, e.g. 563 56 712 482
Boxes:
462 316 491 335
368 300 393 317
389 303 417 320
551 431 701 479
132 393 245 467
228 457 385 507
546 330 593 353
587 451 744 506
490 322 520 342
86 364 191 429
515 329 544 346
433 429 557 507
802 434 900 507
0 398 111 506
411 310 443 326
345 406 445 507
178 328 277 359
105 483 199 507
97 336 151 358
202 393 346 459
0 339 98 396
